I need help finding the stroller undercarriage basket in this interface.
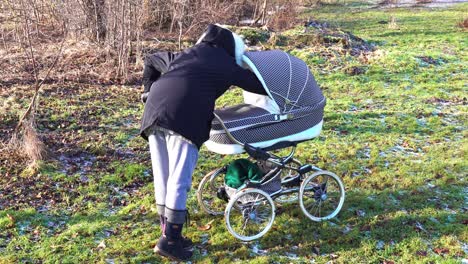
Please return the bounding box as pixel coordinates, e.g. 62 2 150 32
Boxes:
224 167 282 203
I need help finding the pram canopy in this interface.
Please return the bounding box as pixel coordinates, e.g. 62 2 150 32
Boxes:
244 50 324 113
206 50 326 154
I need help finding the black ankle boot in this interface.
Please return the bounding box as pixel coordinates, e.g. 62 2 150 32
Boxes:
155 222 193 261
159 215 193 250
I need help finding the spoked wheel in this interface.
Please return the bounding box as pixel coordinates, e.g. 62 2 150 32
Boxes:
276 158 302 203
299 170 345 222
197 167 227 216
225 188 275 241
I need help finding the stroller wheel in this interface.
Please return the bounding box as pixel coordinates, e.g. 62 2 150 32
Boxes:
299 170 345 222
225 188 275 241
197 167 226 216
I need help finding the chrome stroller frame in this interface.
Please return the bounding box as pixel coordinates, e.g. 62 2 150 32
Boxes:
197 114 345 241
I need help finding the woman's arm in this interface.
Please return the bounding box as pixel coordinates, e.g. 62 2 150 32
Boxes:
231 65 267 95
142 51 178 94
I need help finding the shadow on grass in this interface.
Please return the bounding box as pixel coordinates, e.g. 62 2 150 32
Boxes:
0 208 165 263
191 183 465 262
1 180 465 262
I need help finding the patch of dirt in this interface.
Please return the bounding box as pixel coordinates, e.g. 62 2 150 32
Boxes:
0 162 73 211
344 65 368 75
0 39 180 90
0 146 29 179
291 20 376 56
457 18 468 30
0 82 149 210
377 0 467 8
416 56 447 65
425 96 467 106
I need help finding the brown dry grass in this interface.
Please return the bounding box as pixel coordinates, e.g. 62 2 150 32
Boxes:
22 121 47 166
457 18 468 30
416 0 433 4
8 119 47 172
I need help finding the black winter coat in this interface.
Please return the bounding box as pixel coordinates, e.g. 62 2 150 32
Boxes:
140 27 266 149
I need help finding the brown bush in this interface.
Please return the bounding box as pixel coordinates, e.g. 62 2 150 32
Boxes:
2 0 305 167
268 1 301 31
2 0 303 81
458 18 468 30
415 0 433 4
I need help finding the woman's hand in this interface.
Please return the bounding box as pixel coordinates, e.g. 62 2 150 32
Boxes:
141 92 149 103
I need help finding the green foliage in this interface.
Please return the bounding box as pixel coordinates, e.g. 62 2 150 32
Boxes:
235 28 271 45
101 163 147 186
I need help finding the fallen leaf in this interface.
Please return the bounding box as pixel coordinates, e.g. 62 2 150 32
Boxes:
7 213 14 222
97 240 106 249
197 219 215 231
434 248 449 255
360 225 371 231
6 214 15 227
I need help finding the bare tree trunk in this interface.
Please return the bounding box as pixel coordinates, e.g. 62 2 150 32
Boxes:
253 0 267 25
251 0 259 26
169 0 178 33
177 0 187 50
82 0 107 42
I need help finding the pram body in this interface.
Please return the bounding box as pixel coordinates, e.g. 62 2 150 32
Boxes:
205 50 326 154
197 50 345 242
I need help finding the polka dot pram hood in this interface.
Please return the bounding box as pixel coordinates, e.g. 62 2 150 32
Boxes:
244 50 325 114
205 50 326 155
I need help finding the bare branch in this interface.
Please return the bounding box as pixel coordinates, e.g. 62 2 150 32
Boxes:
14 22 68 132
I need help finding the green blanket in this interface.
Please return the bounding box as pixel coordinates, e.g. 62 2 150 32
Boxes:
225 159 264 189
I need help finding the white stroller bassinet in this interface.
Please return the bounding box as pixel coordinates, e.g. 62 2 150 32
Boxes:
205 50 326 154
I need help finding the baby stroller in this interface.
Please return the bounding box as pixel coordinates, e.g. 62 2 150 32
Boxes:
197 50 345 241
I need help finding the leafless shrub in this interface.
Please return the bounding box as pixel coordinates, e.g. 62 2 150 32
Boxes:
415 0 433 4
301 0 322 7
80 0 107 42
3 0 67 170
2 0 303 80
268 1 301 31
458 18 468 30
9 119 47 170
378 0 399 7
388 15 399 29
2 0 306 169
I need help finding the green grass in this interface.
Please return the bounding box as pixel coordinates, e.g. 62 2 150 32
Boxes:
1 2 467 263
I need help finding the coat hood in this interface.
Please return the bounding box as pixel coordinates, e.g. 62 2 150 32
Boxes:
197 24 245 66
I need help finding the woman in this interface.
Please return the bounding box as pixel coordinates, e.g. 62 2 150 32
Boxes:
140 24 266 261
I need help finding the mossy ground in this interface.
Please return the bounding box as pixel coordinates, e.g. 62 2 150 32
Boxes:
0 2 467 263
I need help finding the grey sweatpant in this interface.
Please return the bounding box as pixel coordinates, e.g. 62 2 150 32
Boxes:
148 129 198 224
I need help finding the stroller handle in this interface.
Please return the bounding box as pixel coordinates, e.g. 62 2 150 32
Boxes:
213 113 245 147
213 113 295 163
